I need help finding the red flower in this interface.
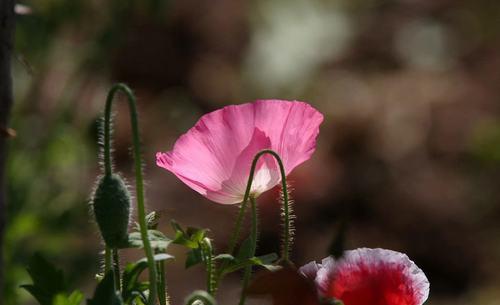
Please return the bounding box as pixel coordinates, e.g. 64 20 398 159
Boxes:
299 248 430 305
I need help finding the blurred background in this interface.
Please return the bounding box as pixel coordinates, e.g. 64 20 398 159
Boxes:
4 0 500 304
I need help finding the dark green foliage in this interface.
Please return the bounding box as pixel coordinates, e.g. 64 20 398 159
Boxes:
185 248 204 269
236 237 254 261
53 291 84 305
92 174 131 248
87 271 123 305
217 253 279 275
171 220 208 248
121 260 149 304
121 255 173 304
21 253 68 305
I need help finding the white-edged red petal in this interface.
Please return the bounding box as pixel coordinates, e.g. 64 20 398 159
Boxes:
303 248 429 305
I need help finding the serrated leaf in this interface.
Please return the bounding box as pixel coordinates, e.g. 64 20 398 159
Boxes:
171 221 208 249
185 248 204 269
122 254 173 303
53 291 84 305
122 261 148 304
186 227 207 243
21 253 68 305
221 253 279 275
87 271 123 305
126 230 172 252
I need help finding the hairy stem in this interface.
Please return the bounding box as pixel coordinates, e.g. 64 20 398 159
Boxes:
104 246 112 274
104 83 159 305
112 248 121 291
201 238 216 295
157 260 167 305
218 149 293 289
238 197 258 305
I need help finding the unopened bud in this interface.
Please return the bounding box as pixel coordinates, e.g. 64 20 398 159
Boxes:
92 174 131 248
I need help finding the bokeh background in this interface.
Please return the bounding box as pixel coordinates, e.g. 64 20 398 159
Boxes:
5 0 500 304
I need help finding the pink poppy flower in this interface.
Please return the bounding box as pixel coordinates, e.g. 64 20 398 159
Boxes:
156 100 323 204
299 248 430 305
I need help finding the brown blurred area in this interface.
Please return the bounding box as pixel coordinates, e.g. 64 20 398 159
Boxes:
7 0 500 304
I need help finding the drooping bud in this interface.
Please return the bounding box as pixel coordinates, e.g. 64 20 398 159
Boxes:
92 173 131 248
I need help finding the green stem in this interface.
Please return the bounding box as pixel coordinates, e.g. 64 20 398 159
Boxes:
104 246 112 274
157 260 167 305
112 248 121 291
238 197 258 305
226 150 291 260
104 83 159 305
201 238 216 295
217 150 292 287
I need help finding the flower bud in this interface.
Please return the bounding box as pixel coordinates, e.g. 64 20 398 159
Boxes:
92 174 131 248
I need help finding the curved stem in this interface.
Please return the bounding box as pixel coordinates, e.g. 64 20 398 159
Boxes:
104 83 158 305
238 197 258 305
112 249 121 291
226 149 291 261
218 149 292 290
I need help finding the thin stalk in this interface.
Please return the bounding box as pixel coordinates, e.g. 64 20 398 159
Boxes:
225 150 291 260
104 83 159 305
104 246 112 274
157 260 167 305
218 149 292 287
112 249 121 291
201 238 216 295
238 197 258 305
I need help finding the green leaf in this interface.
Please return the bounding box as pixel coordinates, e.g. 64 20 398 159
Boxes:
121 261 148 304
138 253 174 263
186 227 207 244
213 253 235 263
21 253 68 305
121 255 173 304
87 271 123 305
53 291 84 305
255 253 279 265
221 253 280 275
171 221 207 249
185 248 203 268
236 237 253 261
126 230 172 252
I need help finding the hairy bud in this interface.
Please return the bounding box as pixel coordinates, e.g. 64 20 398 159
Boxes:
92 174 131 248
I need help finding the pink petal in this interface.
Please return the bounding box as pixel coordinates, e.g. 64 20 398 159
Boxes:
315 248 429 305
156 100 323 204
